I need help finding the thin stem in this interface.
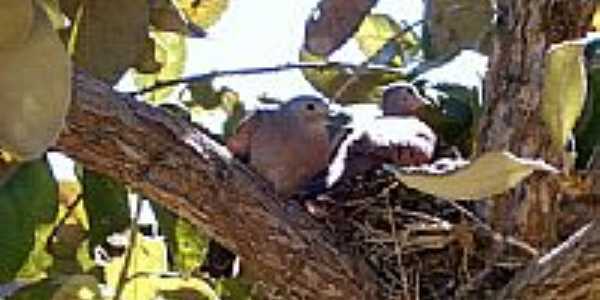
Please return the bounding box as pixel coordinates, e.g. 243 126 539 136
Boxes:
114 197 143 300
45 193 84 253
130 62 405 96
331 18 426 102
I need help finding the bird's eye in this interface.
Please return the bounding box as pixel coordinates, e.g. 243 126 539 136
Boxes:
305 103 316 111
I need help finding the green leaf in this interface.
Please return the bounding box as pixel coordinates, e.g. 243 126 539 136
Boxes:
154 203 209 275
187 80 223 110
133 31 186 104
9 278 60 300
172 219 209 275
215 278 254 300
0 193 27 282
574 39 600 167
82 169 129 254
386 151 558 200
51 274 102 300
133 36 162 74
0 159 58 282
149 0 206 38
576 72 600 167
416 83 480 153
354 14 419 66
0 0 34 48
222 94 245 139
173 0 228 29
541 42 587 150
70 0 149 84
16 223 54 280
299 50 404 104
0 2 71 161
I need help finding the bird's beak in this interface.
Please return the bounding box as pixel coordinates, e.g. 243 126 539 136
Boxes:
326 111 351 127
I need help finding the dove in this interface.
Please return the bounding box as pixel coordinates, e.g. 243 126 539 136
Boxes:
227 95 341 197
381 83 428 117
327 116 437 186
326 84 436 187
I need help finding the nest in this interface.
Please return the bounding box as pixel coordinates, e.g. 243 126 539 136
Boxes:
307 167 534 299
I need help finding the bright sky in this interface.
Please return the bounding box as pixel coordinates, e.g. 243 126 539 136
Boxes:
186 0 424 105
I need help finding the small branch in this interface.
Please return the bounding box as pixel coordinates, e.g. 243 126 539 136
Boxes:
130 62 406 96
45 193 84 253
132 19 425 101
496 221 600 299
442 199 539 257
331 18 425 102
114 197 142 300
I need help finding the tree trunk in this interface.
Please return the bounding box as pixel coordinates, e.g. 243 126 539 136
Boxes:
478 0 595 250
56 70 378 300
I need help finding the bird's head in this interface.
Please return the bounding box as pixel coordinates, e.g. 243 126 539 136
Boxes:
283 95 329 121
381 84 426 117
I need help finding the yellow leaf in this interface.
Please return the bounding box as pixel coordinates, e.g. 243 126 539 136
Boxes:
104 233 168 299
299 49 404 103
355 14 418 66
36 0 67 29
592 5 600 31
541 42 587 149
133 31 186 104
173 0 228 29
154 277 219 299
387 151 558 200
104 232 218 300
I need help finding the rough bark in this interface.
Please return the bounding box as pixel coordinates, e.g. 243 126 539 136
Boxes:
478 0 595 249
56 70 378 299
497 220 600 299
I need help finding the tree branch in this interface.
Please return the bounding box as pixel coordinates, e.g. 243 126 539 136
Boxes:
57 69 378 299
496 221 600 299
130 62 405 96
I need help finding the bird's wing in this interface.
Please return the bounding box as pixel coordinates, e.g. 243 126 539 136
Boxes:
226 112 263 162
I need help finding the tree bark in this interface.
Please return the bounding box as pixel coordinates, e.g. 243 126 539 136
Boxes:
56 70 378 299
478 0 595 249
497 220 600 299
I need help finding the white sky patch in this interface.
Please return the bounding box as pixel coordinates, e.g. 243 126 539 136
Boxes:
187 0 426 109
187 1 322 107
191 108 228 135
417 49 488 90
48 152 77 181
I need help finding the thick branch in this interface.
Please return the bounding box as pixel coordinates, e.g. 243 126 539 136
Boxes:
497 221 600 299
56 70 378 299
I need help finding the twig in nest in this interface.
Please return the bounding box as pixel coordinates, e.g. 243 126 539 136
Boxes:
442 199 539 257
